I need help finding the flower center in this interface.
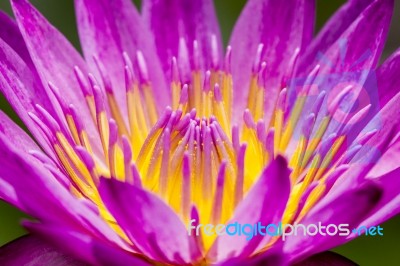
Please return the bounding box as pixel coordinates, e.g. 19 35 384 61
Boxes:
29 42 376 254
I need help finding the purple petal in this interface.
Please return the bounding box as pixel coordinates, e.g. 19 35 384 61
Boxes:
353 167 400 234
300 0 392 73
376 48 400 107
24 222 151 266
229 0 315 124
0 11 33 68
142 0 223 75
0 179 19 210
0 132 76 219
0 235 86 266
10 0 102 156
75 0 169 114
0 133 128 251
283 182 381 263
0 37 56 156
99 178 201 264
351 90 400 178
209 156 291 262
299 0 374 68
294 0 394 152
0 110 39 152
368 140 400 178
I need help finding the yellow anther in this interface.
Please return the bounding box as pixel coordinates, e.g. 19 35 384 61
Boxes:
79 130 93 155
66 114 81 145
254 87 265 121
221 73 233 119
54 144 96 200
314 136 346 181
127 87 147 158
280 95 308 151
192 71 202 113
107 92 129 136
214 102 230 134
273 109 284 156
202 90 212 118
142 84 158 126
109 143 125 181
290 135 307 182
284 154 321 224
97 111 110 165
297 183 326 221
302 116 330 168
56 133 97 186
171 81 181 110
85 95 96 123
247 75 258 112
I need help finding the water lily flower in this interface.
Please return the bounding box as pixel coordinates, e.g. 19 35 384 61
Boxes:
0 0 399 265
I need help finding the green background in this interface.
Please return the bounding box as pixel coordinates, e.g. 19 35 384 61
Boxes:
0 1 399 265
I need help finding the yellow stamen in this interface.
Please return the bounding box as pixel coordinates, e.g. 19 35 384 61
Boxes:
142 84 159 126
66 114 81 145
314 136 346 181
280 93 308 151
301 116 330 168
107 92 129 136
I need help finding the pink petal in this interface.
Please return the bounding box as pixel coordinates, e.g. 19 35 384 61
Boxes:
75 0 169 114
24 223 151 266
229 0 315 124
0 110 40 152
10 0 102 156
283 182 381 263
99 178 201 264
142 0 223 75
0 37 55 157
299 0 375 69
0 235 87 266
0 11 33 69
353 167 400 235
209 156 291 262
376 48 400 107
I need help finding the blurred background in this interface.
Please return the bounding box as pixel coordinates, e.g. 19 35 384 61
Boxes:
0 0 399 265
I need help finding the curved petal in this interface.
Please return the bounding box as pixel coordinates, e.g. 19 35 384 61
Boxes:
0 110 39 152
0 37 56 156
299 0 392 73
376 48 400 107
290 0 393 136
0 11 33 68
0 179 19 209
10 0 102 156
99 178 201 264
142 0 223 76
352 167 400 234
0 133 128 252
0 111 60 207
0 132 75 219
0 235 86 266
208 156 291 262
23 223 150 266
368 134 400 178
283 181 382 263
299 0 374 68
292 0 394 156
354 89 400 178
75 0 169 114
229 0 315 124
